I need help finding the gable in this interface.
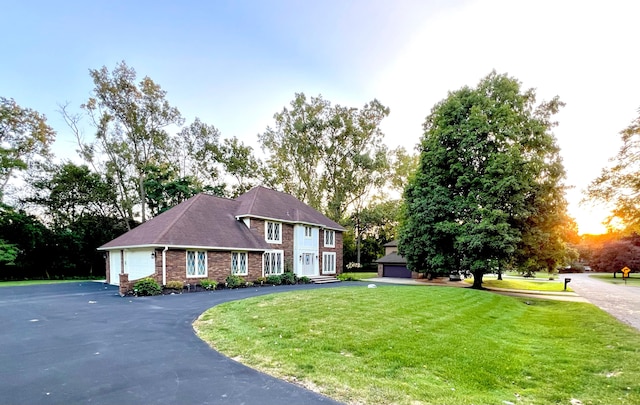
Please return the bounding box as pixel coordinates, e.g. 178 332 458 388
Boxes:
235 186 344 231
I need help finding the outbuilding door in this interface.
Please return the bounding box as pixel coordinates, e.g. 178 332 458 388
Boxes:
383 265 412 278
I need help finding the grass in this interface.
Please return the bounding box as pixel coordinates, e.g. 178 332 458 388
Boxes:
0 279 97 287
339 272 378 280
504 271 557 280
467 278 573 292
194 286 640 405
590 273 640 287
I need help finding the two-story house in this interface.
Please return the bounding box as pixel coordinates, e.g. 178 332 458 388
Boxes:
99 186 344 294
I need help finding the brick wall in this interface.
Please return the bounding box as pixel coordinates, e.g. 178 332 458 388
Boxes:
319 231 343 275
150 249 265 285
249 219 294 271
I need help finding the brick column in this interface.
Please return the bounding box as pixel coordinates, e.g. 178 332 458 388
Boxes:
119 273 130 296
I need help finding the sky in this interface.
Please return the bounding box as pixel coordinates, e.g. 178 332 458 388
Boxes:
2 0 639 234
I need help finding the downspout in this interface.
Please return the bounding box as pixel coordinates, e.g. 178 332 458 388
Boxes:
162 246 169 286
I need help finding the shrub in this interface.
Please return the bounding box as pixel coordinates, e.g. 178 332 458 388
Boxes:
298 276 311 284
338 273 358 281
281 271 297 285
199 279 218 290
255 276 267 285
133 277 162 296
165 281 184 290
266 275 282 285
225 274 246 288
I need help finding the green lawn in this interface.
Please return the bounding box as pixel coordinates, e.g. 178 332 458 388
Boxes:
194 286 640 405
0 279 97 287
590 273 640 287
467 278 573 292
503 271 557 280
339 272 378 280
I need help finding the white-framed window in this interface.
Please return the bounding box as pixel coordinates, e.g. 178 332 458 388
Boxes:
265 221 282 244
186 250 207 277
263 250 284 275
324 230 335 247
323 252 336 274
231 251 248 275
304 226 312 238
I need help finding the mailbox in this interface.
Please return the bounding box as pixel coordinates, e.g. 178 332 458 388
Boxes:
564 278 571 291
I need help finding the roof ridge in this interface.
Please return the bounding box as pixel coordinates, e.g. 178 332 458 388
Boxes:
154 194 203 243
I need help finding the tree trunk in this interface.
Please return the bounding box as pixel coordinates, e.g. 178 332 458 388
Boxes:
497 267 503 280
471 271 484 289
139 175 147 223
356 217 361 265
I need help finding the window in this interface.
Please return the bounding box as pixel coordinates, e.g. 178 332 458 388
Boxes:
263 250 284 275
304 226 312 238
324 230 335 247
266 221 281 243
231 252 248 275
323 252 336 274
186 251 207 277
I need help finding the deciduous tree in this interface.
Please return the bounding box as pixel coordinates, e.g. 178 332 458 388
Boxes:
586 107 640 233
0 97 55 200
399 72 569 288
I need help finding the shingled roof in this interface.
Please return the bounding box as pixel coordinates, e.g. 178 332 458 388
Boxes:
99 186 343 250
99 194 271 250
235 186 344 231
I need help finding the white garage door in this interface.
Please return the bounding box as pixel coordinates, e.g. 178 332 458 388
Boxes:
125 250 156 281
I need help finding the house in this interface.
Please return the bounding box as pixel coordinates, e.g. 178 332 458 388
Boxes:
375 240 421 279
99 186 344 294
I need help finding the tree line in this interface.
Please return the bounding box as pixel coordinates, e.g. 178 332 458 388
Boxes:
1 63 637 282
0 61 408 280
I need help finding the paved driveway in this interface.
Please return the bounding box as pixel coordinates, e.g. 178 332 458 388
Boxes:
559 273 640 331
0 282 345 405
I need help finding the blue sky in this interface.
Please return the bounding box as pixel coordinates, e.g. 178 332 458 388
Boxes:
3 0 639 233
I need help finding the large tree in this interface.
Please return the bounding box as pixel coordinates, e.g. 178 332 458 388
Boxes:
64 61 184 227
586 107 640 233
399 72 569 288
259 93 390 222
0 97 55 200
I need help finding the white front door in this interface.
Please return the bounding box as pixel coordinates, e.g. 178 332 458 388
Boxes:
301 253 315 276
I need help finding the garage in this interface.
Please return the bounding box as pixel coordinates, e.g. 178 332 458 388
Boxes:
382 265 412 278
376 241 413 279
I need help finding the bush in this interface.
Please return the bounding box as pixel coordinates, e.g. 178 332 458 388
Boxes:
199 279 218 290
298 276 311 284
133 277 162 296
266 275 282 285
165 280 184 290
225 274 246 288
338 273 358 281
281 271 297 285
255 276 267 284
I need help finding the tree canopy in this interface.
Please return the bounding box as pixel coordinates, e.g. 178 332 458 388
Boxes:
399 71 571 288
586 107 640 233
0 97 55 200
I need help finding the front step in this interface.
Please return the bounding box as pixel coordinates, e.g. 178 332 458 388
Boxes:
307 275 341 284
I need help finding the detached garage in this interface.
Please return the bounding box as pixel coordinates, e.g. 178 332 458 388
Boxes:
376 240 413 279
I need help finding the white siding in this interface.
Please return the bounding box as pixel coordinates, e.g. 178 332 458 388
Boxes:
293 225 319 276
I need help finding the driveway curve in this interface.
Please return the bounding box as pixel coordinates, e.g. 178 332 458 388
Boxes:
0 282 347 405
559 273 640 331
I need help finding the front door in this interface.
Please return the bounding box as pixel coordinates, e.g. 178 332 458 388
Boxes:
301 253 315 276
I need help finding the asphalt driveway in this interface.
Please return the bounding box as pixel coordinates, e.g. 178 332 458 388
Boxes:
0 282 345 405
